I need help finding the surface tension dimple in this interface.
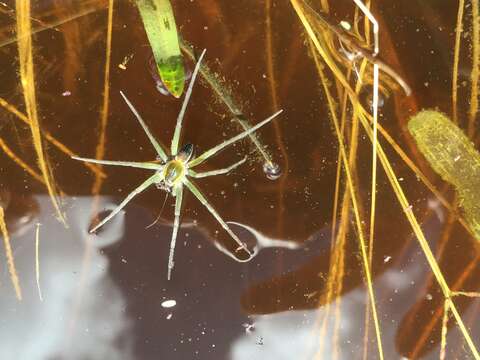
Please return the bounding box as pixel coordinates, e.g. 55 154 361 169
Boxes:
263 161 282 180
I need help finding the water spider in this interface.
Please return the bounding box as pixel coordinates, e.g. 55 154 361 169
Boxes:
72 49 283 280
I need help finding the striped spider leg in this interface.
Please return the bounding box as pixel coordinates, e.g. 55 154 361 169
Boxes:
73 49 283 279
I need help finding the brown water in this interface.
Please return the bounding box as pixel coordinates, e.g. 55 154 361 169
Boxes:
0 1 479 359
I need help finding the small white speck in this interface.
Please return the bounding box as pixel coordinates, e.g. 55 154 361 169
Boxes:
161 299 177 308
242 323 255 333
384 256 392 263
426 293 433 301
454 155 461 162
62 91 71 96
166 313 173 320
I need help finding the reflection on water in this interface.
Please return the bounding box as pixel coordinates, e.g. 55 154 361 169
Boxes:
0 195 132 360
1 0 480 359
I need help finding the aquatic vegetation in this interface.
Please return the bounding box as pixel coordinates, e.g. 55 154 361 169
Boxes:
0 206 22 300
136 0 185 98
35 223 43 302
408 110 480 241
73 50 283 280
292 0 480 358
15 0 66 224
2 0 480 358
148 54 191 96
180 39 278 174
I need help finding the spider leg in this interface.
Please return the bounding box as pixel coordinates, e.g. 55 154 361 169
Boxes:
119 91 169 162
184 178 252 256
90 173 159 233
170 49 206 155
188 157 246 179
167 184 183 280
188 109 283 168
72 156 162 170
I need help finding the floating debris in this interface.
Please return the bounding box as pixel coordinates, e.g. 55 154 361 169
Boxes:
118 53 134 70
161 299 177 308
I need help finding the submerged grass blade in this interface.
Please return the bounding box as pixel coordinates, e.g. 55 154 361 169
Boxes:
35 223 43 302
0 136 45 184
294 2 385 358
452 0 465 124
0 206 22 300
91 0 114 196
0 97 105 177
265 0 289 235
295 0 480 357
188 110 283 168
468 0 479 137
361 106 480 359
440 300 450 360
16 0 66 224
408 110 480 242
180 39 276 168
0 2 102 48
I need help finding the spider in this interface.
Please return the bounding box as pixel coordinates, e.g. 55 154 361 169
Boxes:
73 49 283 280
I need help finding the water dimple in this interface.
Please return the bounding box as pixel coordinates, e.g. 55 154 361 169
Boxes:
366 92 385 110
263 162 282 180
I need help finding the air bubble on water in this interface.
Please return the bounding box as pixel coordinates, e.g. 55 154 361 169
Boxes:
365 92 385 110
263 162 281 180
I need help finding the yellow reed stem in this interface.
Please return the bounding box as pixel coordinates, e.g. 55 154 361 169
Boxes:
440 300 450 360
292 0 480 357
0 206 22 300
0 97 105 177
15 0 66 225
452 291 480 298
468 0 479 137
91 0 114 195
0 136 45 184
35 222 43 301
452 0 465 124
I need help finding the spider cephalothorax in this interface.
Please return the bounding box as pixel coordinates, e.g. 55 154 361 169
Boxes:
73 49 283 279
156 143 193 191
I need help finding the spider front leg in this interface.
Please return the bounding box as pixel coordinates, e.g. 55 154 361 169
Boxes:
184 178 252 256
90 173 159 233
188 109 283 168
120 91 169 162
170 49 206 156
188 157 246 179
167 184 183 280
72 156 162 170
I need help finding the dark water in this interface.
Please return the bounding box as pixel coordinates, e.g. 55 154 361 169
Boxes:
0 1 479 359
